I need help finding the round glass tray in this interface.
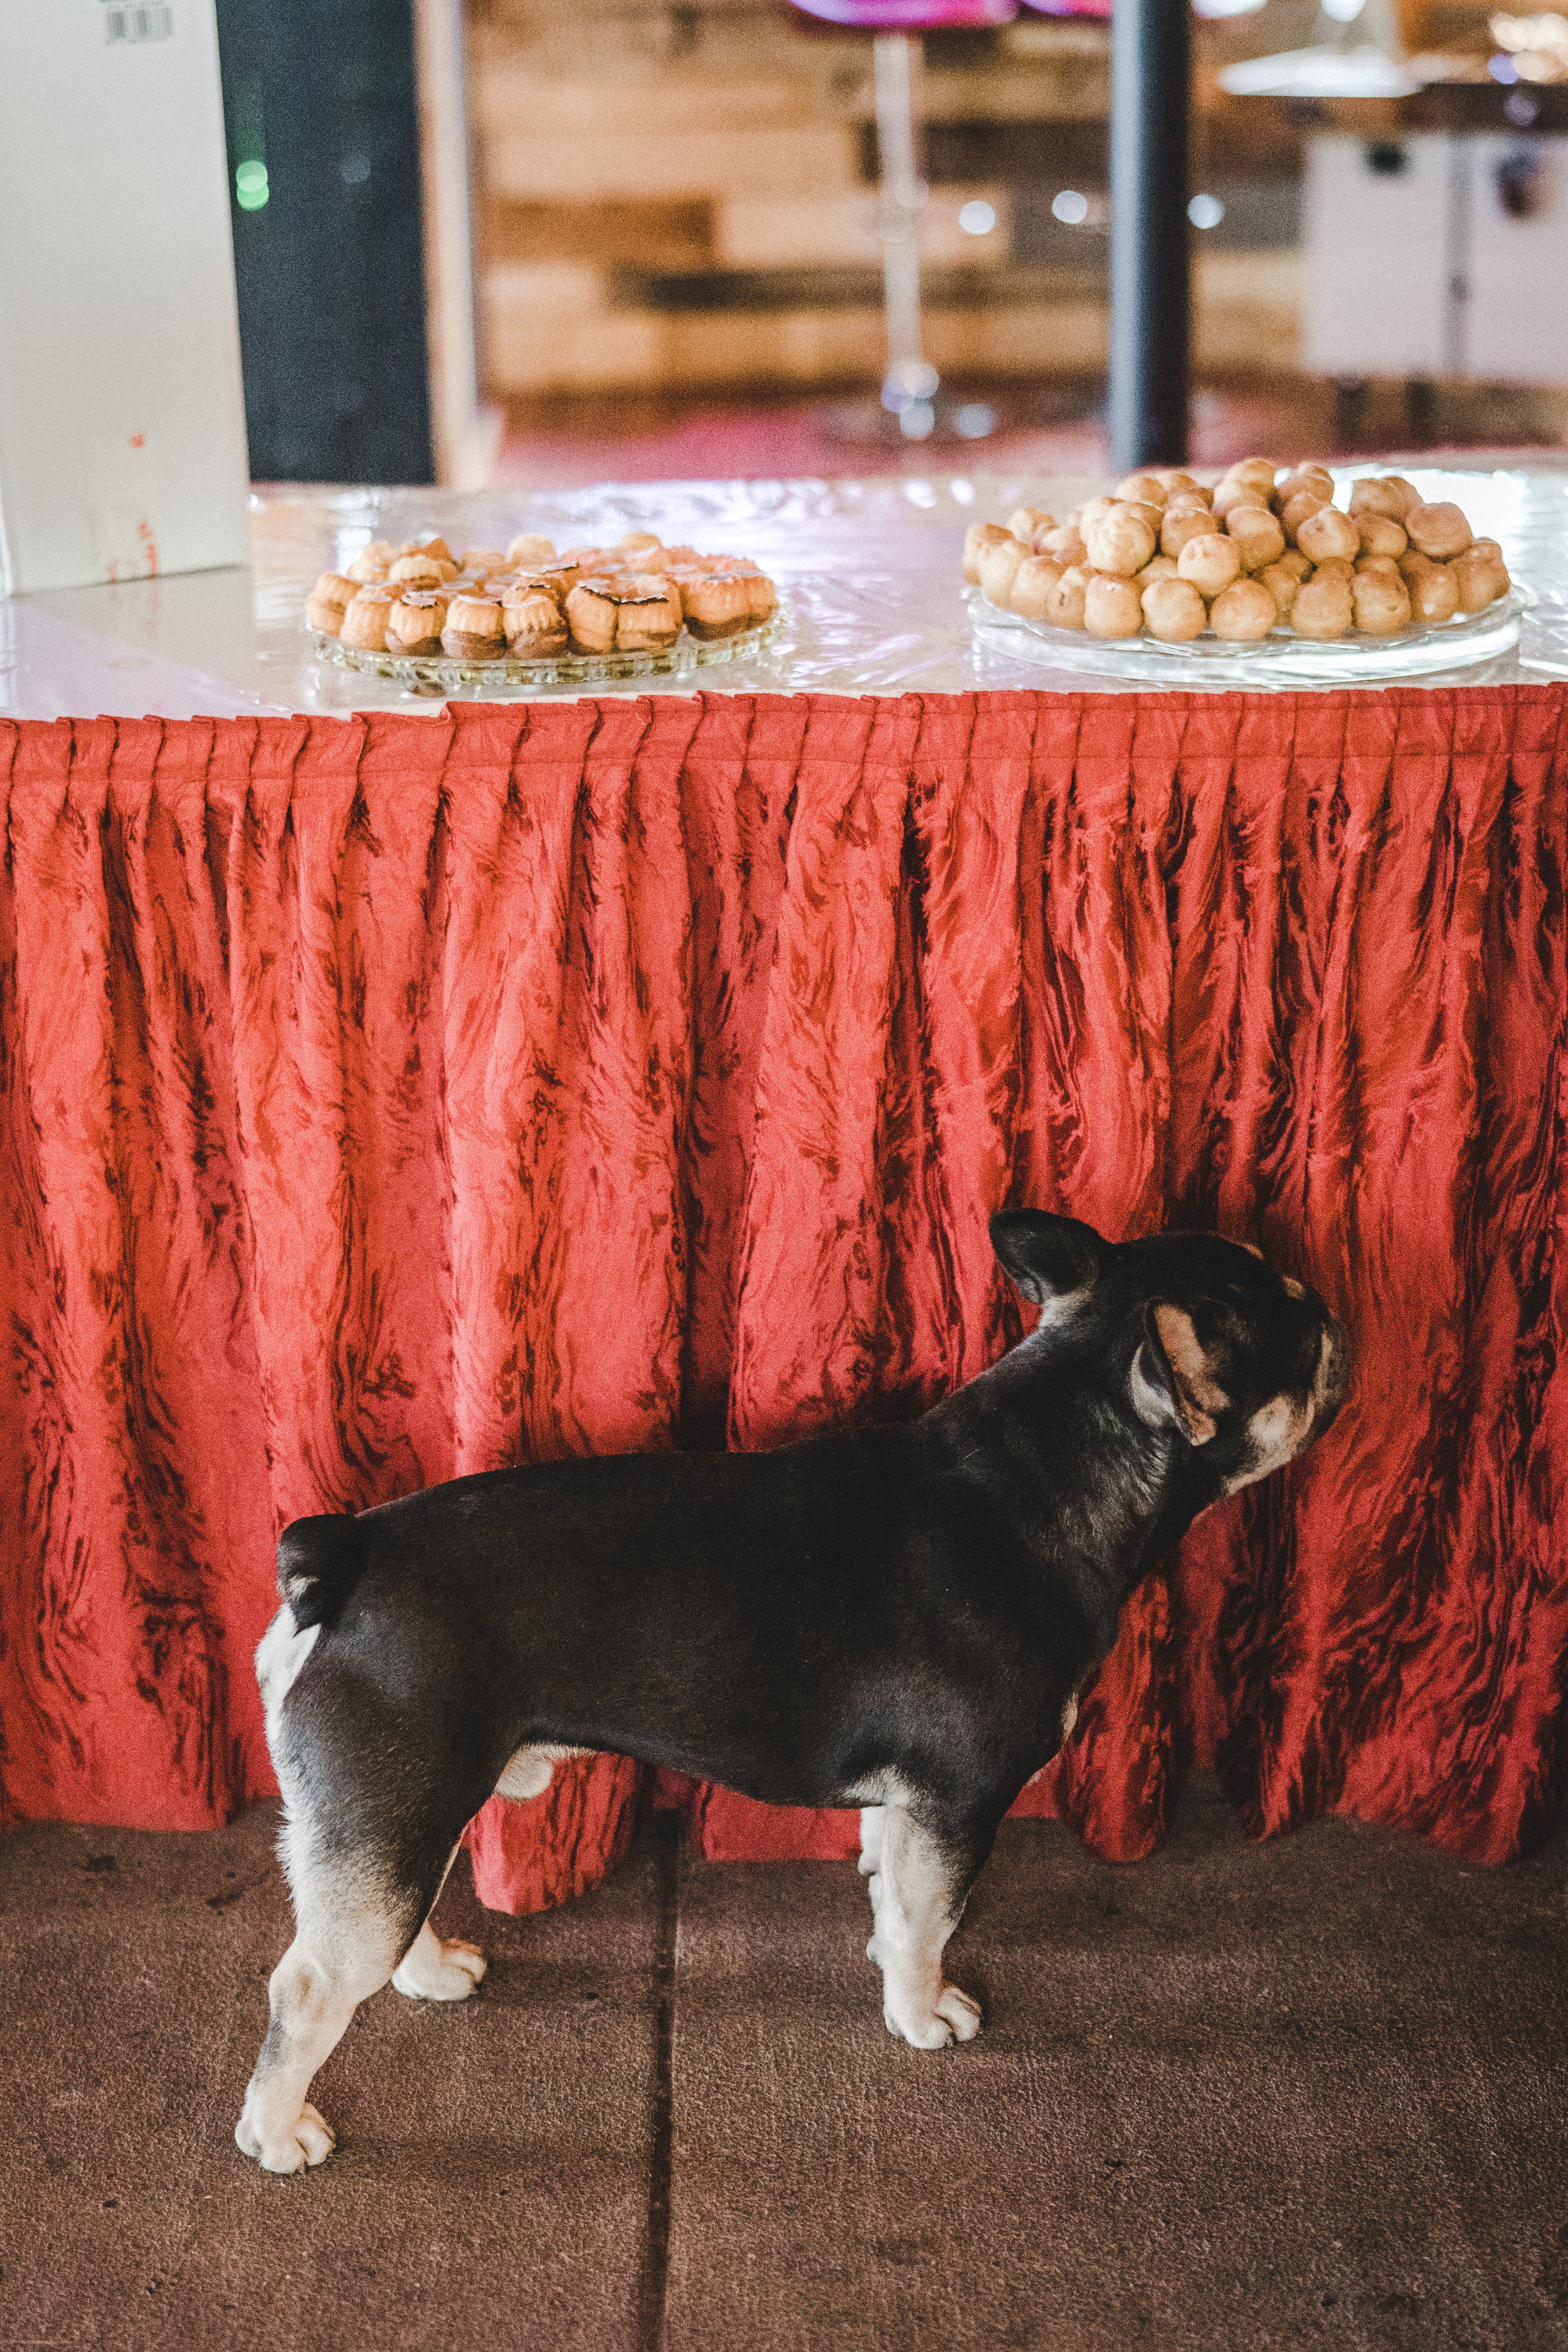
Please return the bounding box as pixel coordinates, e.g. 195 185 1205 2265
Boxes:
307 608 785 696
965 582 1530 684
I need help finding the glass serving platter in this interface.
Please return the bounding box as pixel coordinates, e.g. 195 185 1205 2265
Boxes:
964 582 1530 686
307 608 785 696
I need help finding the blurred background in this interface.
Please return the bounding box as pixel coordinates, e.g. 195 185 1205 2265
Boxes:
213 0 1568 486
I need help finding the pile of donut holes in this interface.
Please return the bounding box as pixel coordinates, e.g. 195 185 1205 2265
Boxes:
963 460 1511 644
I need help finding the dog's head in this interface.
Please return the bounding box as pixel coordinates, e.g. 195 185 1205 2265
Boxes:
990 1209 1348 1495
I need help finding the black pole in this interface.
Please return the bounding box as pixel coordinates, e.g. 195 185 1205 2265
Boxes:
1108 0 1190 469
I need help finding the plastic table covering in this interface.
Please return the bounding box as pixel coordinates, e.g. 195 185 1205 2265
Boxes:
4 457 1568 721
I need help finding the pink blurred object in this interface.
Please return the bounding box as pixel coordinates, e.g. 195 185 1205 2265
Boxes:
784 0 1017 25
1020 0 1112 16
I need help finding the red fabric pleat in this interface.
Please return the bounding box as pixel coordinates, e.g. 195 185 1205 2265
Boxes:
1 691 1564 1901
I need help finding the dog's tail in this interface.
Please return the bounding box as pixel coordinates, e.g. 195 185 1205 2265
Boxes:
276 1513 366 1634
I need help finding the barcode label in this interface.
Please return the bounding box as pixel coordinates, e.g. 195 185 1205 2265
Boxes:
102 4 174 41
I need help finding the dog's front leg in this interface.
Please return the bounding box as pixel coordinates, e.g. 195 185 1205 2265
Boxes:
864 1803 992 2050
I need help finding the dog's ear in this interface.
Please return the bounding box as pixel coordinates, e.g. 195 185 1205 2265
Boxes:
1130 1302 1229 1445
990 1209 1103 1312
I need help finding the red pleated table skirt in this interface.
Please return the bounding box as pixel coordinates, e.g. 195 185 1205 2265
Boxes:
1 687 1565 1906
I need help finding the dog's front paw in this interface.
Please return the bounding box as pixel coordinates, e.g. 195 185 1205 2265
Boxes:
883 1984 982 2050
391 1931 487 2002
235 2099 336 2175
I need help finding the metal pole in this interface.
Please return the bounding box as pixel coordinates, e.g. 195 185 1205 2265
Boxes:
872 33 938 437
1108 0 1190 469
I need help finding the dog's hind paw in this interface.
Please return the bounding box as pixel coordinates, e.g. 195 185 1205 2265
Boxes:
883 1983 982 2050
235 2100 336 2175
391 1927 487 2002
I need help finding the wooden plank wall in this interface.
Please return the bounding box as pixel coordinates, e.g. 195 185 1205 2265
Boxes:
465 0 1303 404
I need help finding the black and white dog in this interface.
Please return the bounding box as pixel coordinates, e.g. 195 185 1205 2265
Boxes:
236 1209 1347 2173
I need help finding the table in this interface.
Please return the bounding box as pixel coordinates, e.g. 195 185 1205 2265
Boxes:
6 459 1568 720
1 467 1565 1919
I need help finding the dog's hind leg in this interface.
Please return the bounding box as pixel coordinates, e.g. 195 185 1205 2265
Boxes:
236 1811 454 2175
864 1801 997 2051
859 1804 886 1876
391 1847 487 2001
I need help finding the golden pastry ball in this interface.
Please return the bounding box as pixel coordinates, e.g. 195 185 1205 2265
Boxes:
1348 478 1411 522
1209 577 1277 641
1398 555 1461 623
1114 472 1168 509
1257 560 1305 619
1296 506 1362 565
1141 576 1207 641
1083 505 1158 577
1176 532 1244 598
1355 554 1402 578
1404 502 1472 561
1451 544 1508 612
1290 573 1353 640
1275 465 1334 507
1136 553 1179 581
1008 555 1065 617
1084 574 1145 638
963 521 1015 584
1038 523 1088 564
1150 469 1202 499
1162 504 1217 559
1350 570 1412 635
977 535 1029 604
1281 490 1331 544
1225 507 1286 573
1356 512 1409 559
1044 566 1091 628
1007 506 1056 544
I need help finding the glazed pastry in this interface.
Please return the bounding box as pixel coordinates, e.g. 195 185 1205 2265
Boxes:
341 586 399 652
388 553 448 587
1355 512 1409 560
401 535 454 565
441 594 506 660
459 548 508 578
346 543 394 585
506 532 557 568
385 591 450 655
681 571 774 638
305 572 358 635
502 587 569 657
618 531 664 558
1225 507 1286 573
565 575 682 654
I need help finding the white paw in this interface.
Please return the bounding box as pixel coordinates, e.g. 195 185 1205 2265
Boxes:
235 2099 336 2175
391 1934 487 2002
883 1984 982 2050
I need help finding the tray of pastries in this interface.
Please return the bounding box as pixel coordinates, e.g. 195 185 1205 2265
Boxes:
305 530 781 691
963 460 1525 681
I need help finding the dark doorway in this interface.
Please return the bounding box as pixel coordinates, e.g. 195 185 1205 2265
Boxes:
215 0 434 483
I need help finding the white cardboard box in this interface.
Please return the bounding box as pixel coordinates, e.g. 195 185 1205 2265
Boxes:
0 0 250 593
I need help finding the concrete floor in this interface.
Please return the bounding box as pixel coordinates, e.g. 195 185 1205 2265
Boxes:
2 1776 1565 2351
